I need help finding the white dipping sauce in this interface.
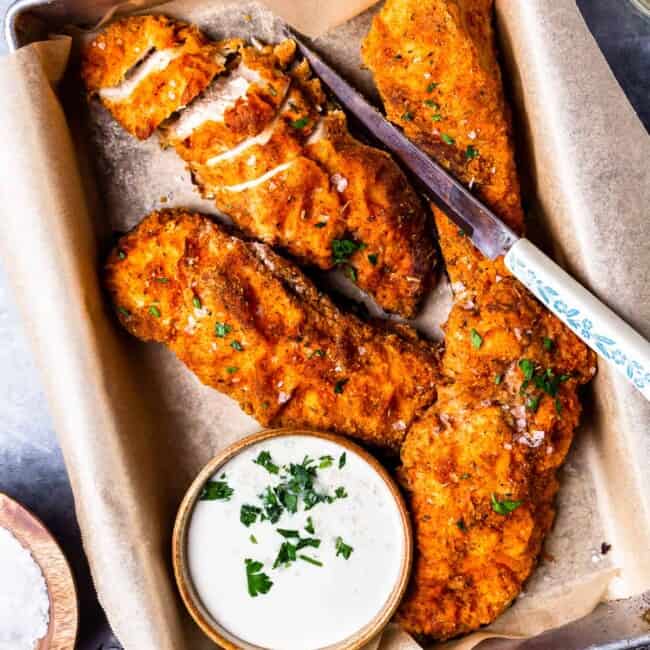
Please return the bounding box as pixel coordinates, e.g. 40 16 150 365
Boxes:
187 435 405 650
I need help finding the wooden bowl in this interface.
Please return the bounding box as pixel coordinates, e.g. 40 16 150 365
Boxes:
0 493 78 649
173 428 413 650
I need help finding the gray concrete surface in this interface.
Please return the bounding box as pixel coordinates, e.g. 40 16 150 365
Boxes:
0 1 648 648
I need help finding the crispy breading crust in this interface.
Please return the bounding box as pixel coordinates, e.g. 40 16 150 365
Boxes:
363 0 596 639
82 18 436 317
105 209 440 450
82 16 226 139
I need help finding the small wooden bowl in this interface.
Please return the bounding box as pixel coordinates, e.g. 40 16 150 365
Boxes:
0 493 78 649
173 428 413 650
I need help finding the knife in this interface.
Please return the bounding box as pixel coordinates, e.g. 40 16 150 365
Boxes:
287 28 650 401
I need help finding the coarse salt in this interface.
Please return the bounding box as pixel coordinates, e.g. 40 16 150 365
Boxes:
0 526 49 650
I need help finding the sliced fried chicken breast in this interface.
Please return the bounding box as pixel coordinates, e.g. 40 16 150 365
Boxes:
82 18 436 317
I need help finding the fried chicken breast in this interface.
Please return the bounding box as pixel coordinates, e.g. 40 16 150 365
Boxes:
363 0 596 639
105 209 440 450
83 18 436 317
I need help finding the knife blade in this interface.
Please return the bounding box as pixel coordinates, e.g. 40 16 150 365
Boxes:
286 28 519 260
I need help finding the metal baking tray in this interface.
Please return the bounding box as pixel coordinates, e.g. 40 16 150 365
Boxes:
3 0 650 648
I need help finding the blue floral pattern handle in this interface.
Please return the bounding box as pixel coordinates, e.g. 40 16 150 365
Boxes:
505 239 650 401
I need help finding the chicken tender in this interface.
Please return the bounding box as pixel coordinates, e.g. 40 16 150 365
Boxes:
105 209 440 450
83 20 436 317
363 0 595 639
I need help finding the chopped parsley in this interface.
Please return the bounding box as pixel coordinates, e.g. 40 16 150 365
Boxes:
491 493 522 515
240 504 262 527
343 265 357 283
338 452 347 469
367 253 379 266
245 559 273 597
259 486 283 523
424 99 439 109
148 305 161 318
309 349 326 359
543 336 554 351
432 114 443 121
456 518 467 531
426 82 438 92
200 480 234 501
555 398 563 414
441 133 455 145
470 328 483 349
332 239 362 265
319 455 334 469
305 516 315 534
230 340 244 352
526 395 541 412
155 277 169 283
335 536 354 559
226 366 238 374
465 145 478 159
118 306 131 318
254 450 280 475
334 379 349 394
267 84 277 96
495 373 503 385
401 111 414 121
215 322 232 338
192 296 202 309
335 486 348 499
117 249 127 260
299 554 323 567
250 534 258 544
291 117 310 129
296 537 321 550
518 358 535 381
277 528 300 538
315 221 327 228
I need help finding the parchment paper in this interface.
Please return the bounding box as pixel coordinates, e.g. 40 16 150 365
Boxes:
0 1 649 649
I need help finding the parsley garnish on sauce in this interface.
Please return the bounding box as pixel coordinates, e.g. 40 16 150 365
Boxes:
432 114 443 121
250 534 258 544
335 486 348 499
319 455 334 469
200 480 234 501
117 250 127 260
254 450 280 475
465 145 478 159
338 452 347 469
240 504 262 527
491 493 522 515
335 536 354 559
367 253 379 266
192 296 202 309
118 307 131 318
401 111 414 121
231 340 244 351
495 373 503 385
470 328 483 349
148 305 161 318
441 133 455 145
215 322 232 338
245 559 273 597
543 336 554 351
426 82 438 92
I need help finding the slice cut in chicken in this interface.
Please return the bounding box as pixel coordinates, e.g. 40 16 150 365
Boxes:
82 15 232 139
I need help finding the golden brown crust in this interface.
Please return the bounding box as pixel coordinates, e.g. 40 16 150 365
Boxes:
81 16 226 139
363 0 596 639
105 209 440 450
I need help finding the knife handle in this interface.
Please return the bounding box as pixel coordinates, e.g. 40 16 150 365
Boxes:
504 238 650 401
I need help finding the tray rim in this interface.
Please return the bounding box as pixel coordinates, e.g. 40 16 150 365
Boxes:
2 0 650 648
